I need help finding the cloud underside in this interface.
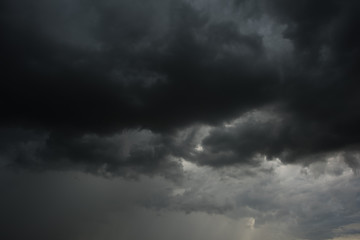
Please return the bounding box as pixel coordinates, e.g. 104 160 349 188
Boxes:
1 0 360 175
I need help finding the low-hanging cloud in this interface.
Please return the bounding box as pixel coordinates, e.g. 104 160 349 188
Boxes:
0 0 360 184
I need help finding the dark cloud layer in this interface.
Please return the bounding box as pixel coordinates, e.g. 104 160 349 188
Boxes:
1 0 275 133
1 0 360 173
2 1 360 239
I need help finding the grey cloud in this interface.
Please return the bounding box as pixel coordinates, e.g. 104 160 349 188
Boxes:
163 159 360 240
0 0 360 185
0 128 183 180
2 1 360 240
1 0 283 174
1 146 360 240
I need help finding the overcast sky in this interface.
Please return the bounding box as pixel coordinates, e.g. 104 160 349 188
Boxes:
1 0 360 239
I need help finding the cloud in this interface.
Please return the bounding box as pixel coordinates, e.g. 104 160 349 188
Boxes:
328 235 360 240
1 0 360 174
2 1 360 240
0 127 184 180
2 155 359 240
187 108 360 167
0 168 302 240
0 0 277 134
166 157 360 240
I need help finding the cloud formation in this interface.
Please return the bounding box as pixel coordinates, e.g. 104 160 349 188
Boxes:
1 1 360 239
1 0 360 174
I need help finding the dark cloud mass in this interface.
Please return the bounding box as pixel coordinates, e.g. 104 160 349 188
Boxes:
1 1 360 239
1 1 276 134
1 0 359 171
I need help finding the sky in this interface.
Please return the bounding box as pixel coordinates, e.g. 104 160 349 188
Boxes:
1 0 360 239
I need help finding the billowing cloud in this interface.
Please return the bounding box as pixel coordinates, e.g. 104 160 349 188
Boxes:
1 1 360 239
1 0 360 173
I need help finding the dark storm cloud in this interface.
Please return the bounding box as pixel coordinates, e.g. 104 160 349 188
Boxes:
0 0 279 173
186 0 360 167
1 0 360 172
0 127 183 180
3 2 360 240
0 0 277 133
191 109 360 167
269 0 360 128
